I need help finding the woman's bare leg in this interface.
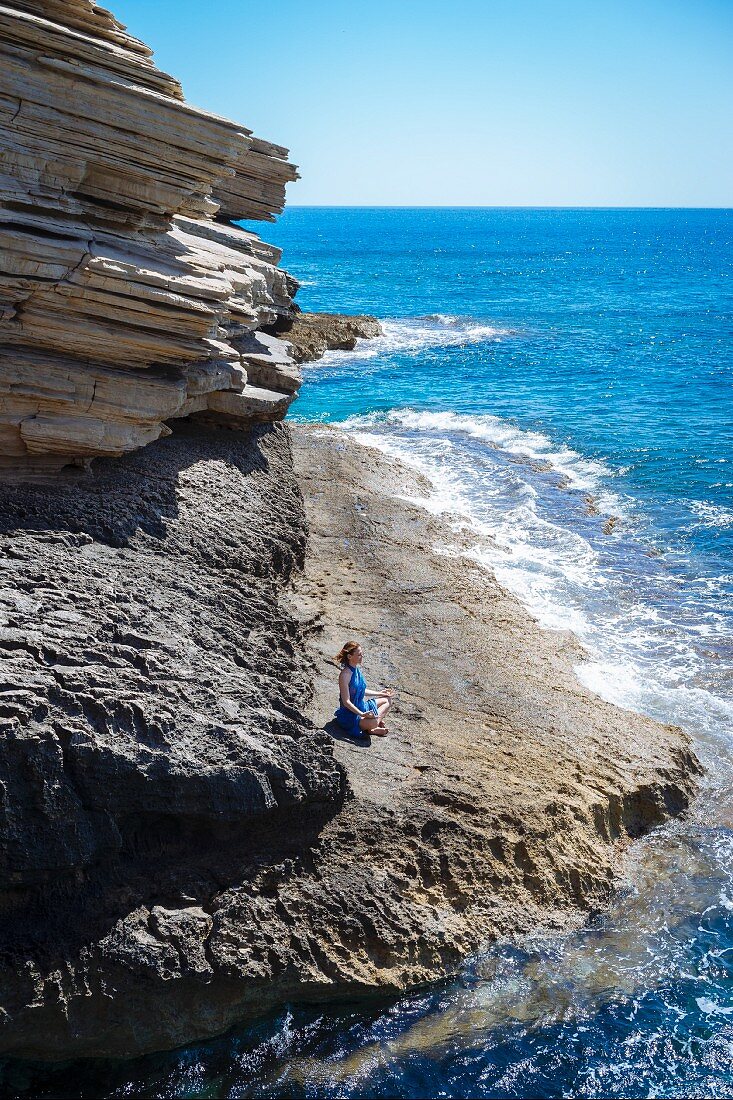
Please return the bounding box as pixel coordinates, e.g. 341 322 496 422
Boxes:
359 713 388 736
376 699 391 729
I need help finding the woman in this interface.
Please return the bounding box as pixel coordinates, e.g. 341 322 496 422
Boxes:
334 640 393 738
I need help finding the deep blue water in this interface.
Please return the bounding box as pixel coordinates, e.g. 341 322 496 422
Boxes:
289 208 731 555
2 209 731 1098
280 208 733 748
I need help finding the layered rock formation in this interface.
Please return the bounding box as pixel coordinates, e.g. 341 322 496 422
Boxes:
0 0 702 1067
0 0 300 476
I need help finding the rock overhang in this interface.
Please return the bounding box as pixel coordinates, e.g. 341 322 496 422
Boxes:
0 0 301 478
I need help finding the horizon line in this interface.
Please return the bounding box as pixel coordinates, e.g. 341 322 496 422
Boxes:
282 204 733 211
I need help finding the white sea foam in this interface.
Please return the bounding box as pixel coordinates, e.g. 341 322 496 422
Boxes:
689 500 733 529
696 996 733 1016
340 408 733 769
350 407 625 508
313 315 510 366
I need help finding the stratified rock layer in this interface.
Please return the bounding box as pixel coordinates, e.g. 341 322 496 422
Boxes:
0 0 300 476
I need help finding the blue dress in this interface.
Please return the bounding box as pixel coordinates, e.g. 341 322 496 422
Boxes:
334 664 378 736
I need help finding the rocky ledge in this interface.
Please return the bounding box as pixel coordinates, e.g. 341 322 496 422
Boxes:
0 423 700 1059
276 312 382 363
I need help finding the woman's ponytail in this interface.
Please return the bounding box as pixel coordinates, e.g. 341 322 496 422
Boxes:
334 640 360 667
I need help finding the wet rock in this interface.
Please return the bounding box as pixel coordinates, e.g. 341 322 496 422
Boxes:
276 313 382 363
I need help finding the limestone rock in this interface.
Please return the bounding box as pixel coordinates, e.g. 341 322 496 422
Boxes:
213 137 300 224
0 0 301 476
278 312 382 363
233 331 302 394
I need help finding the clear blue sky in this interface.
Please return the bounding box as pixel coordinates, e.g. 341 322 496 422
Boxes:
112 0 732 206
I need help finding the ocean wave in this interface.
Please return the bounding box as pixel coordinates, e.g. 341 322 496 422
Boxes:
316 315 510 364
689 500 733 529
348 407 623 501
339 412 733 764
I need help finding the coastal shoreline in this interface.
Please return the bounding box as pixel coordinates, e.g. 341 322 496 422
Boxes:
0 0 724 1087
0 419 701 1063
289 421 701 951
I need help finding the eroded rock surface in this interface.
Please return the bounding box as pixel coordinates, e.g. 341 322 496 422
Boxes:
0 424 348 1055
278 312 382 363
0 426 700 1059
0 0 300 476
0 425 345 887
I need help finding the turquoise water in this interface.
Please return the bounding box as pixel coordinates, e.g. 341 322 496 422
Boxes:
283 208 732 754
2 209 731 1097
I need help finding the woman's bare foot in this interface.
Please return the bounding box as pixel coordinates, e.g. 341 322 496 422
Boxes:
373 723 389 736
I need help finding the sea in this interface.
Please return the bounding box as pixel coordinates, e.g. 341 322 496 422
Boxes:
3 208 731 1098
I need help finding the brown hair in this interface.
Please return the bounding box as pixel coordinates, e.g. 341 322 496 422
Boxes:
334 640 360 667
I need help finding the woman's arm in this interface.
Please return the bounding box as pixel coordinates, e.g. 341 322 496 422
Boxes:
339 668 367 716
364 688 394 699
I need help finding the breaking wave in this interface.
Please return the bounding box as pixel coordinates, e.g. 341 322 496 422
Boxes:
314 314 511 364
341 407 733 774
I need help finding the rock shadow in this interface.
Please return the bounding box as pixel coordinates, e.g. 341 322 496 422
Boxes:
0 421 276 547
0 794 344 963
323 718 374 748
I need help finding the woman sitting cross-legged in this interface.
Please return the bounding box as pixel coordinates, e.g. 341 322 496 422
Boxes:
334 640 393 738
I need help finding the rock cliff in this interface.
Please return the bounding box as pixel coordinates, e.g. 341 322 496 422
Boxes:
0 0 300 476
0 0 701 1065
